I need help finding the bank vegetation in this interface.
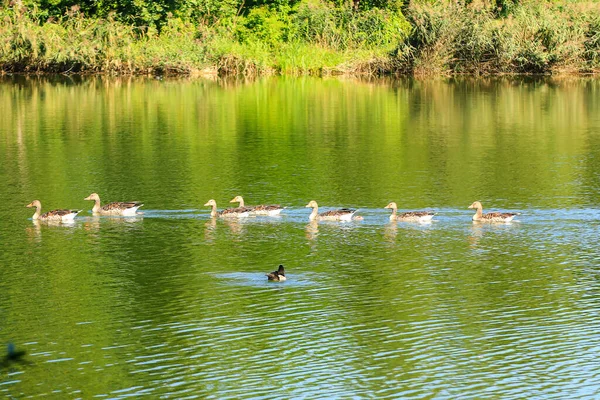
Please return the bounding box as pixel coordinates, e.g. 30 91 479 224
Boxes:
1 0 599 76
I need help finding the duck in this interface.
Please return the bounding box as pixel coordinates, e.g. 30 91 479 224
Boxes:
384 202 435 223
229 195 284 216
267 265 286 281
204 199 251 218
305 200 359 222
26 200 81 222
84 193 143 216
468 201 519 222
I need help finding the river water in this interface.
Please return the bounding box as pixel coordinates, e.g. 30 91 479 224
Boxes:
1 75 600 398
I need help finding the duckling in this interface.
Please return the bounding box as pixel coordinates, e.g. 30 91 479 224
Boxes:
468 201 519 222
384 202 435 223
305 200 359 222
229 195 284 216
84 193 143 216
267 265 286 281
204 199 251 218
26 200 81 222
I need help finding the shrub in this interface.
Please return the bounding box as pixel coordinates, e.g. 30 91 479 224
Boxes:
292 0 410 50
397 1 598 75
583 13 600 69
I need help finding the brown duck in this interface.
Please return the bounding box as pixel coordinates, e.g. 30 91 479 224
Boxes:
384 202 435 223
305 200 359 222
229 195 283 216
204 199 251 218
468 201 519 222
84 193 143 216
26 200 81 222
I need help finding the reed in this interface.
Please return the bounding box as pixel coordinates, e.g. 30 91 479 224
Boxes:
399 1 600 75
0 9 209 74
1 1 599 76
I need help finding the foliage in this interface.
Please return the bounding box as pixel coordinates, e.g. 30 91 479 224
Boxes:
0 8 207 73
583 11 600 67
397 0 600 75
235 5 294 47
1 0 600 75
12 0 236 29
292 0 410 50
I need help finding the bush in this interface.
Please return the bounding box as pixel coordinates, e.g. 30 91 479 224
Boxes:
0 7 207 73
397 1 598 75
293 0 410 50
583 13 600 69
235 5 293 47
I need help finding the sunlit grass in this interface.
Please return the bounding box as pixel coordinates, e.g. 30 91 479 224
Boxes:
1 1 599 76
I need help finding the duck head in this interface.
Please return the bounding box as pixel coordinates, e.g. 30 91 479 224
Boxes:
468 201 482 209
26 200 41 208
384 202 398 210
229 196 243 203
204 199 217 207
305 200 318 208
84 193 100 201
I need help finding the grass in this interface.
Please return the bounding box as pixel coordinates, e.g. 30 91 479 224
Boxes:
1 1 600 76
0 10 211 74
399 1 600 75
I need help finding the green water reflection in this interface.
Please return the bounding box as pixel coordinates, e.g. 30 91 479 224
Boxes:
1 76 599 398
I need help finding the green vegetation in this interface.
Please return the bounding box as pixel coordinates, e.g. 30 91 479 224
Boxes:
1 0 599 75
399 1 600 74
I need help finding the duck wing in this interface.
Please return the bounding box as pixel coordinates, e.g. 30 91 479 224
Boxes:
481 212 519 222
398 211 435 218
266 272 278 280
220 207 251 216
102 201 143 211
41 209 80 218
253 204 283 212
483 212 518 219
320 208 356 217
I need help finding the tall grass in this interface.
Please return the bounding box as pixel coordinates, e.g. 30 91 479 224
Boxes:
399 1 600 75
1 1 600 76
0 8 208 74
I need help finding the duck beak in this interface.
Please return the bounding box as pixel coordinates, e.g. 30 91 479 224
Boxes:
229 199 236 203
468 205 474 209
84 196 91 201
26 202 33 208
203 202 211 207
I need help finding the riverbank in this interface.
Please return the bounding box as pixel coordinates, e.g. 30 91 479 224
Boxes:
1 1 599 76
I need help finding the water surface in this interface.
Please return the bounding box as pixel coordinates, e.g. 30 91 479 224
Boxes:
1 76 600 398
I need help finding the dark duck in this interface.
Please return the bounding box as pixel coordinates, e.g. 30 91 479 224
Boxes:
267 265 286 281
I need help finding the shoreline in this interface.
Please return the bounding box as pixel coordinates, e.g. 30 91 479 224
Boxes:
2 69 599 78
